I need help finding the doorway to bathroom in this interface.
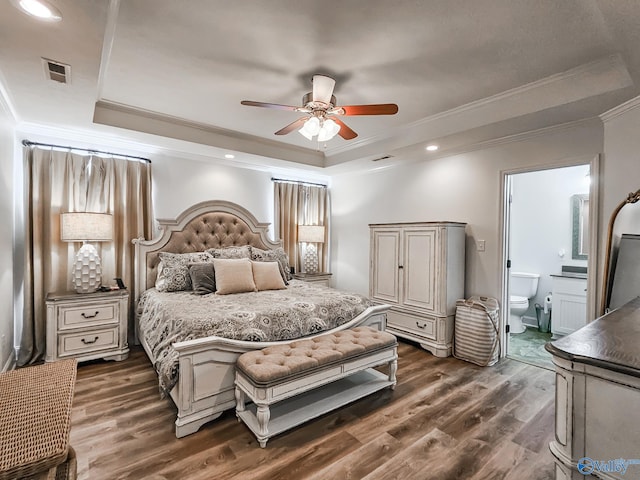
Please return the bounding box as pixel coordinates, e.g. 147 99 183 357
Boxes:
501 161 596 370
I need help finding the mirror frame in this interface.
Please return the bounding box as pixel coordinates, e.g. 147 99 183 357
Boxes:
600 188 640 315
571 194 589 260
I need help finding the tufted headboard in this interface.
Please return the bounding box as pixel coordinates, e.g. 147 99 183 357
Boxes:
132 200 281 304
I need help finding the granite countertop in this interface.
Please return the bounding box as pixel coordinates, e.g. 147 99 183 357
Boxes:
550 266 587 279
550 272 588 279
545 297 640 378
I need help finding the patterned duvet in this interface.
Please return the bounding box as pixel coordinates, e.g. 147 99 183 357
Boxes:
137 280 373 393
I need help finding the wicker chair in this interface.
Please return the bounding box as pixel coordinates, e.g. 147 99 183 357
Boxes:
0 360 77 480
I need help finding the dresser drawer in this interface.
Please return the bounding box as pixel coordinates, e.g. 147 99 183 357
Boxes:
57 303 118 330
388 310 437 340
57 327 119 357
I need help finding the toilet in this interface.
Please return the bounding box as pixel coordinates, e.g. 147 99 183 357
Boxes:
509 272 540 334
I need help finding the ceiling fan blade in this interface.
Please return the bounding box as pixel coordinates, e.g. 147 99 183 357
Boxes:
275 117 309 135
241 100 299 112
312 75 336 104
332 118 358 140
337 104 399 116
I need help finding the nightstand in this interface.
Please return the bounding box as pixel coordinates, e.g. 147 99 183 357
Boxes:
45 289 129 363
292 272 332 287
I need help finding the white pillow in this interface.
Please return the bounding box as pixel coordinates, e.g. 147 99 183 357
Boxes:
213 258 257 295
251 261 286 291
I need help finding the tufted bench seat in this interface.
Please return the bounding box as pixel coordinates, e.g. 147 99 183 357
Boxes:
235 326 397 447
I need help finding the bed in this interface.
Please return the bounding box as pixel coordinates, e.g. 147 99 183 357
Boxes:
133 200 389 438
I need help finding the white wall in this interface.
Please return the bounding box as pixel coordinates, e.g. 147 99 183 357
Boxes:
330 120 603 304
599 100 640 310
510 165 590 322
151 155 276 236
0 110 14 370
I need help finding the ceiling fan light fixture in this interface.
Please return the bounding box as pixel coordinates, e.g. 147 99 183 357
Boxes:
299 116 321 140
312 75 336 104
317 118 341 142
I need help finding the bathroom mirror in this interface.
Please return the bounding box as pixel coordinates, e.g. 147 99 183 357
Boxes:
601 188 640 314
571 194 589 260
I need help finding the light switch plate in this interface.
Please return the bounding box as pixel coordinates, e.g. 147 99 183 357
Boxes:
477 239 486 252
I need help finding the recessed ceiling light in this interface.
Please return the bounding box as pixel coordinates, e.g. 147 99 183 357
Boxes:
14 0 62 21
426 145 439 152
224 154 235 159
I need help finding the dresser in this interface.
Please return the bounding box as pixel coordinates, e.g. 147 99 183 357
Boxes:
369 222 466 357
45 289 129 363
546 297 640 479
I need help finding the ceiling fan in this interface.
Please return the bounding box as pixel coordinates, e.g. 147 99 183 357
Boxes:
241 75 398 141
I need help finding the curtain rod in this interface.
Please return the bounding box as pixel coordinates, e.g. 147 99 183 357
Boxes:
271 177 327 188
22 140 152 164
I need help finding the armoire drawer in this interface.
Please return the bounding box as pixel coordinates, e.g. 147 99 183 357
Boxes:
388 310 437 340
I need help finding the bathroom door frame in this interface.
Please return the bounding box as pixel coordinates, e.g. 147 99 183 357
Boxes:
499 155 600 358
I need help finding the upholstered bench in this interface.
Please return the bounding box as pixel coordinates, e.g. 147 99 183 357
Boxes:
235 326 397 447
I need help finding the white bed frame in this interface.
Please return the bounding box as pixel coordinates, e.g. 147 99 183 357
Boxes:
133 200 389 438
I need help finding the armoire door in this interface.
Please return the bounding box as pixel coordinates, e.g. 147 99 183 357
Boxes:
370 229 401 304
402 228 438 312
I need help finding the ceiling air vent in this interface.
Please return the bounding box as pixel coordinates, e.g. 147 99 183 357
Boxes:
372 154 393 162
42 58 70 84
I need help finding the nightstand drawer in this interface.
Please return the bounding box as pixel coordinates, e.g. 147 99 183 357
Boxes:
58 303 118 330
58 327 119 357
388 310 437 340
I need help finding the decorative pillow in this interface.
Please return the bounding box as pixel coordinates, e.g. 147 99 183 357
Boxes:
251 261 286 291
213 258 257 295
207 245 252 260
251 247 292 282
188 263 216 295
155 251 214 292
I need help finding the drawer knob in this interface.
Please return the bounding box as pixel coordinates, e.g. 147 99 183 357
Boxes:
81 336 99 345
81 311 100 319
416 322 427 329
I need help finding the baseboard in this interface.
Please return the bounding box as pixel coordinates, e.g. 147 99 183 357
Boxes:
1 349 16 372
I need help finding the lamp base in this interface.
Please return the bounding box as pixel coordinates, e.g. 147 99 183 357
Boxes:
303 244 319 274
72 243 102 293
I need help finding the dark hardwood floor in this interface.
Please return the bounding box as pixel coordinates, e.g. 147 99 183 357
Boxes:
70 342 556 480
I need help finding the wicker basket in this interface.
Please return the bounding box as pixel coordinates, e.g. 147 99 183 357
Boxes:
453 296 500 366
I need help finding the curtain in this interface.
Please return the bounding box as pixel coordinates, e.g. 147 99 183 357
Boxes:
17 147 153 365
274 181 330 274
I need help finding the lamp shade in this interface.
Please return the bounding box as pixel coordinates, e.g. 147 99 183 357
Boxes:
298 225 325 243
60 212 113 242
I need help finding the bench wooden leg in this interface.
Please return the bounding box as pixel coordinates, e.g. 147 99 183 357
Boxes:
235 387 245 418
389 358 397 390
256 404 270 448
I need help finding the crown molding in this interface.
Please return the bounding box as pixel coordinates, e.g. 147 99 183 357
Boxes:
599 94 640 123
16 121 330 182
325 54 629 162
0 70 18 123
93 100 325 168
421 117 601 159
96 0 121 99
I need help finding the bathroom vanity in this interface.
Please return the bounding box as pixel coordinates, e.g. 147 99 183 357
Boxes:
551 270 587 337
546 297 640 479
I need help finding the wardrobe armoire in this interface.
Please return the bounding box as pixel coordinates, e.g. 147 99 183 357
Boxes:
369 222 466 357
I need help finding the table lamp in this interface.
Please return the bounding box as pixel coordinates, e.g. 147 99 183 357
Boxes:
298 225 325 274
60 212 113 293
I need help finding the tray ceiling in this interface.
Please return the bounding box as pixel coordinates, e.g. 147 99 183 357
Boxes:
1 0 639 169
